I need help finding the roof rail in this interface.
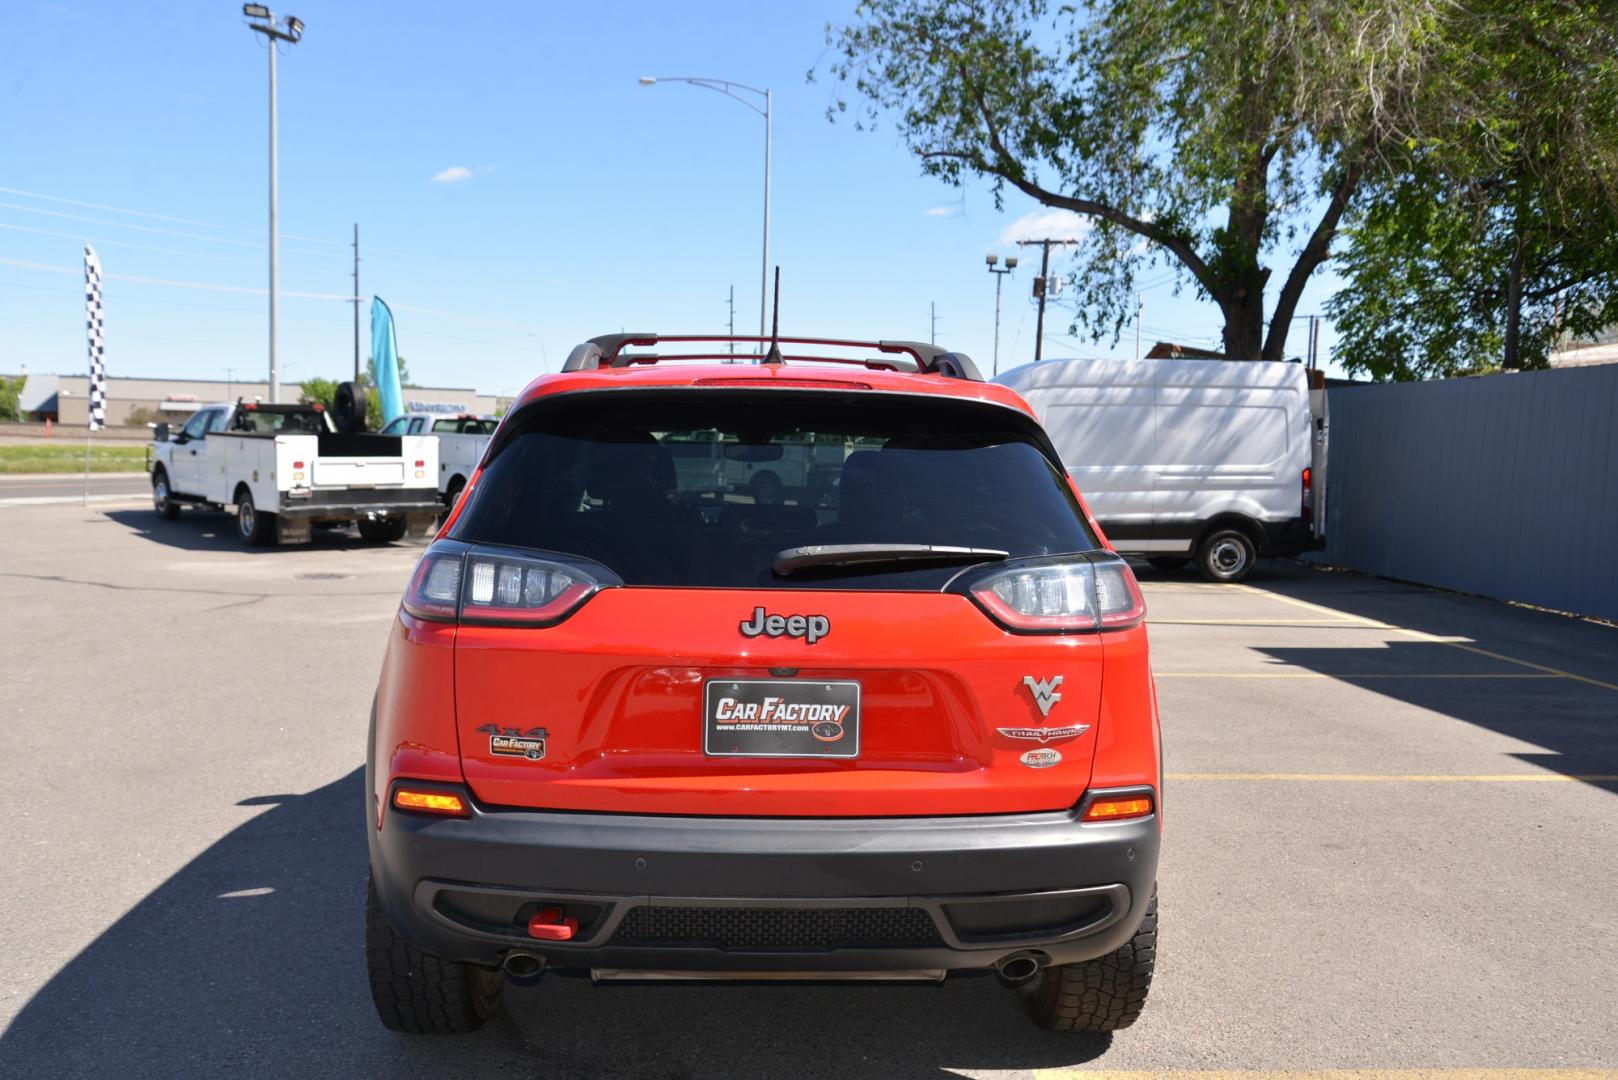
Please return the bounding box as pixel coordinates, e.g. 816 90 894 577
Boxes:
559 334 983 381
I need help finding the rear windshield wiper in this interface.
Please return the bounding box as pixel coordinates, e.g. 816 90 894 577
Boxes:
773 543 1010 577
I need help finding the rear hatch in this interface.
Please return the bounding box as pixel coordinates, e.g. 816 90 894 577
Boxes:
442 388 1109 817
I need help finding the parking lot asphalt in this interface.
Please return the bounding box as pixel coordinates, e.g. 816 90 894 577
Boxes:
1 498 1615 1079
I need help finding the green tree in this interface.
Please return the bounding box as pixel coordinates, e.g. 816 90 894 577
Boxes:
297 377 341 410
1327 2 1618 378
0 374 25 421
822 0 1448 360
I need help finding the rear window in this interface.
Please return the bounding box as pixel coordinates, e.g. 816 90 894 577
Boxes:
451 391 1097 590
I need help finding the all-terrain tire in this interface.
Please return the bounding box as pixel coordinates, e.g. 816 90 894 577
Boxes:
365 875 504 1034
358 516 409 543
152 468 180 520
1020 889 1156 1032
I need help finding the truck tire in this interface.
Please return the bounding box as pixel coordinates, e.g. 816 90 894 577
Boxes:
443 475 466 512
358 516 409 543
152 469 180 520
1194 527 1256 583
1020 889 1156 1032
366 874 504 1034
236 490 277 546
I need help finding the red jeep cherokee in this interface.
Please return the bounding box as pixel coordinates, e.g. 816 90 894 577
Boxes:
366 334 1162 1035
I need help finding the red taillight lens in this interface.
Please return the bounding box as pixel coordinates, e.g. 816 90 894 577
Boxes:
401 542 614 627
962 552 1145 633
1301 467 1313 523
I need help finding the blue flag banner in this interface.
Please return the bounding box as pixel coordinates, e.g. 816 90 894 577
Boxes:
370 296 404 426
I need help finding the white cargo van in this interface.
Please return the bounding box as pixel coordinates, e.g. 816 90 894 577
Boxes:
996 358 1326 581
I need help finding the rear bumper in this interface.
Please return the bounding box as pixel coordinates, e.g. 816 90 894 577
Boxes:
368 785 1159 974
277 489 441 518
1260 517 1323 557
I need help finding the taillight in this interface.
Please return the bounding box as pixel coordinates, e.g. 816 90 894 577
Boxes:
956 552 1145 633
401 541 616 627
1301 467 1313 524
392 787 470 817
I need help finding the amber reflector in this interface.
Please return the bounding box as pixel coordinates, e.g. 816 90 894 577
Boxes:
1081 795 1153 821
393 789 468 816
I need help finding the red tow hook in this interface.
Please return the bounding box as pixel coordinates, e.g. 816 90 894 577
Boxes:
527 907 578 941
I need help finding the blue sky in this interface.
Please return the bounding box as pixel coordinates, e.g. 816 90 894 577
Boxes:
1 0 1343 394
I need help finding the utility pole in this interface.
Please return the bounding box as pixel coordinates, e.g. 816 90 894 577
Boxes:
1310 315 1321 371
985 254 1018 375
1135 293 1142 362
727 284 736 357
1017 238 1079 363
930 301 938 345
351 223 361 381
243 6 304 403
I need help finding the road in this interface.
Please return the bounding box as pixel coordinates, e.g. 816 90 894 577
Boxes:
1 501 1615 1078
0 471 149 506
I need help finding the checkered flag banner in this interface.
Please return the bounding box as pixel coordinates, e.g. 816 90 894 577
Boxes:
84 244 106 432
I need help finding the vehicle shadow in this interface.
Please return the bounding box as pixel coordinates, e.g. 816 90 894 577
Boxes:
0 769 1115 1079
101 508 423 555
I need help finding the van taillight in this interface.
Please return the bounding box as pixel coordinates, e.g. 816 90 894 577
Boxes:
401 542 617 627
1301 467 1313 524
958 552 1145 633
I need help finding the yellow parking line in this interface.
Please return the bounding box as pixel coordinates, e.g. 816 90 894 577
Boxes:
1033 1070 1618 1079
1243 588 1618 694
1166 772 1618 783
1153 672 1563 680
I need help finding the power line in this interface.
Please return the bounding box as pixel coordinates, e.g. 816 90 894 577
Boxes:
0 255 351 299
0 201 344 259
0 222 263 266
0 184 345 247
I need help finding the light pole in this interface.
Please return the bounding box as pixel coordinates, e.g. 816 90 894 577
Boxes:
243 5 303 403
986 254 1018 375
639 76 771 342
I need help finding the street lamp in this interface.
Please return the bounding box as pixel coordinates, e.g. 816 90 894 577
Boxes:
986 254 1018 376
243 5 303 404
639 76 772 343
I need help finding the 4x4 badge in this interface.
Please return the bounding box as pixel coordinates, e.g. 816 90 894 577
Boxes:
1021 675 1063 717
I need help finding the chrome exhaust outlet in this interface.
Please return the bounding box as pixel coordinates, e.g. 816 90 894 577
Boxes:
995 951 1045 985
502 950 545 981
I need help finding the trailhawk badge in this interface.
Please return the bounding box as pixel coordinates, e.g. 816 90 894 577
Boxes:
997 723 1090 744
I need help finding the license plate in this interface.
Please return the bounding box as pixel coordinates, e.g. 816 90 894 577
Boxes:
703 679 860 759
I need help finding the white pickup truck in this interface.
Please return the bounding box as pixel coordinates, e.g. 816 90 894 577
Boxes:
377 412 499 507
149 401 442 545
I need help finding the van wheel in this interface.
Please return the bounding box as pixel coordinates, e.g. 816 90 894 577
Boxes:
236 491 277 546
1020 889 1156 1032
1195 528 1255 582
152 469 180 520
1146 557 1187 573
366 875 504 1034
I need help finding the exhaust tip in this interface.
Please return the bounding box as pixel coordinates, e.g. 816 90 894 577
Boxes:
995 952 1045 984
502 950 545 980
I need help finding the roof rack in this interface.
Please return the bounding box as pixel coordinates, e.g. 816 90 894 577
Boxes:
560 334 983 382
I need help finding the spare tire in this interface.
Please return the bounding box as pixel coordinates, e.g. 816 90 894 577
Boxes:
333 381 369 434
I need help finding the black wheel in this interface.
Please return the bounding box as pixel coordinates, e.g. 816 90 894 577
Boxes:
443 475 466 512
236 489 276 546
1194 527 1256 583
152 469 180 520
1020 889 1156 1032
366 874 503 1035
1146 557 1188 573
358 516 409 543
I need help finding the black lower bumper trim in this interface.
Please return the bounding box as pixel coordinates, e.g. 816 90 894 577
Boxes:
367 795 1159 971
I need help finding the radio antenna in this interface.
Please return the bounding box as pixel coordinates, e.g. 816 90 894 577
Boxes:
761 267 783 365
